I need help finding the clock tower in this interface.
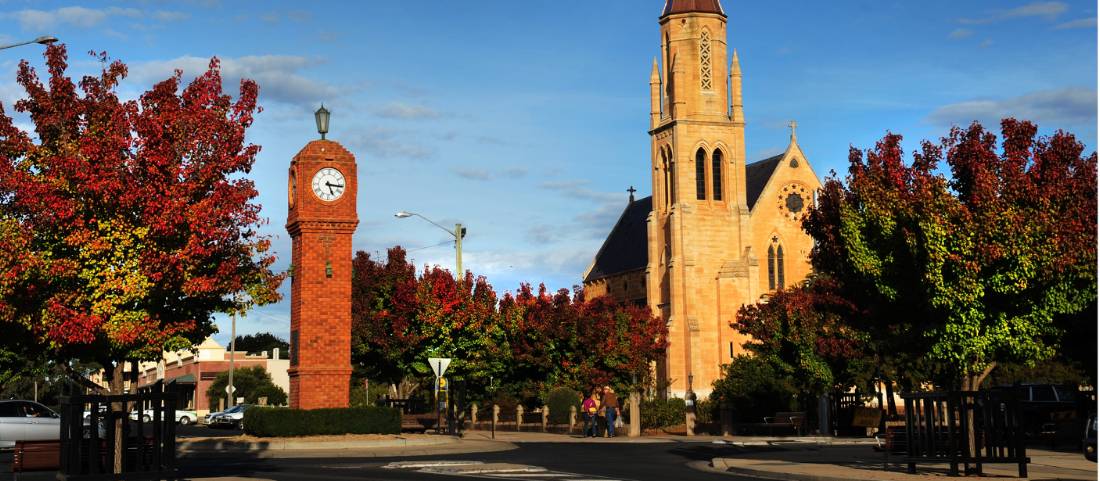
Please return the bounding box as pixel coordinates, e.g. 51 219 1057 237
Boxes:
286 107 358 409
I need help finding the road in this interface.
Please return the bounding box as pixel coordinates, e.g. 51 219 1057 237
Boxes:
176 440 754 480
1 435 758 480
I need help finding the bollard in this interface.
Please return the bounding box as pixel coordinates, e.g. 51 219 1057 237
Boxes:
541 406 549 432
569 405 577 433
628 392 641 437
720 401 733 437
471 403 478 428
492 404 500 439
516 405 524 432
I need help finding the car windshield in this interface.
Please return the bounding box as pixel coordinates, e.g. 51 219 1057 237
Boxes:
225 405 244 414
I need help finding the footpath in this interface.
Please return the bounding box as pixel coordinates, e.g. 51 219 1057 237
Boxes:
706 444 1097 481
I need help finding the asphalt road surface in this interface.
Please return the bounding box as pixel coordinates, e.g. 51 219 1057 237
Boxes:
1 439 760 481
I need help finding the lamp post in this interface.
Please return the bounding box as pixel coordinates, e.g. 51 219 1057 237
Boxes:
315 104 330 139
394 211 465 280
0 36 58 51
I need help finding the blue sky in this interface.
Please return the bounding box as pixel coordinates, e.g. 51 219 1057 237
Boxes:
1 1 1095 345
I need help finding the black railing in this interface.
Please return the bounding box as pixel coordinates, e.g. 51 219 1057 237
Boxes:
901 391 1029 477
59 381 178 480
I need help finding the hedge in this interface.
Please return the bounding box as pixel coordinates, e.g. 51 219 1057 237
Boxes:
243 406 401 437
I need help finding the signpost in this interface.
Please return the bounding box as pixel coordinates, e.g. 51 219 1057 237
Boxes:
428 358 451 434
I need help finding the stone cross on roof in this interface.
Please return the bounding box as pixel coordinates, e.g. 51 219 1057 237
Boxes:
789 120 798 143
627 185 637 203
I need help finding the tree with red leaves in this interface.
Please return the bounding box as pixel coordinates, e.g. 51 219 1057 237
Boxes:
804 119 1097 391
0 45 282 393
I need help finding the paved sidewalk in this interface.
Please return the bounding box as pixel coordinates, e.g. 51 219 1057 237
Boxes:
709 445 1097 481
459 429 878 445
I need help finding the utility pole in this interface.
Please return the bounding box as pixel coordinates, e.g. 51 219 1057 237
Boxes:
227 295 238 408
454 223 463 280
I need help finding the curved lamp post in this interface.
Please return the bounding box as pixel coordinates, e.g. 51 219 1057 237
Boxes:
0 36 58 51
395 211 466 280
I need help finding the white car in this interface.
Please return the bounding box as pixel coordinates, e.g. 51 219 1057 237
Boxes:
205 404 251 429
0 400 60 449
129 409 199 425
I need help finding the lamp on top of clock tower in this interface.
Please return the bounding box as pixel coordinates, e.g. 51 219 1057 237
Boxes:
315 104 330 140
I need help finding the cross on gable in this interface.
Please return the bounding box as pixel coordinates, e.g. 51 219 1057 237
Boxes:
627 185 637 202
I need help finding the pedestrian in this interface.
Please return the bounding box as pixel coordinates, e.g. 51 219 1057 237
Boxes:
581 389 601 438
601 385 621 438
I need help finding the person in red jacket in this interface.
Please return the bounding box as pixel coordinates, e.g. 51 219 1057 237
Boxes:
581 390 601 438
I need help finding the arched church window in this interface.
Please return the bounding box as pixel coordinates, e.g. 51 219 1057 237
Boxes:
712 149 723 200
777 245 785 288
767 245 776 290
666 147 676 205
700 29 712 90
695 148 706 200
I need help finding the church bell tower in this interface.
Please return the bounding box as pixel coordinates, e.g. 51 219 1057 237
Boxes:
647 0 758 398
286 106 359 409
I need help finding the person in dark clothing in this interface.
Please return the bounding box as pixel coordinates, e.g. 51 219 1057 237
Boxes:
601 386 621 437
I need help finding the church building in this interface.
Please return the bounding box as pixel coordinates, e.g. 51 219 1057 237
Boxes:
582 0 821 398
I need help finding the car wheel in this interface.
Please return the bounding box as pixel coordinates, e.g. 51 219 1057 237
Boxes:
236 420 244 431
179 416 191 426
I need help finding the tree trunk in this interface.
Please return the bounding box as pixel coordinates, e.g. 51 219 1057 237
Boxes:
960 363 997 469
107 362 126 475
885 379 898 418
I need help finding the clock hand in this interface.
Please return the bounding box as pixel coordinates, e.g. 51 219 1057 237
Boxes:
325 181 345 189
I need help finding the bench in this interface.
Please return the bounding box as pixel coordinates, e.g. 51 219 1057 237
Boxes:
763 411 806 436
12 440 60 472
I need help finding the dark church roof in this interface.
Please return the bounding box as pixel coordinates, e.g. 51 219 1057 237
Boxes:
584 196 652 283
661 0 725 17
745 153 784 210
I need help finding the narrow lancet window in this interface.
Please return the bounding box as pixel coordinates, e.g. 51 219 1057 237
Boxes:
767 245 776 290
712 149 723 200
695 148 706 200
777 245 786 288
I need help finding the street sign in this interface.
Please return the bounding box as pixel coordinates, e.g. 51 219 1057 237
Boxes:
428 357 451 377
225 385 236 394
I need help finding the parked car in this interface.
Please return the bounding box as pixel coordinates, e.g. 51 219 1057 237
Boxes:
128 409 199 425
1084 414 1096 462
0 400 60 449
205 404 252 429
995 384 1081 438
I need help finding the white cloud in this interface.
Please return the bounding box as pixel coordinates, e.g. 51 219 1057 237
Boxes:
1055 17 1097 29
128 55 341 107
375 102 442 120
948 28 974 39
153 10 190 22
2 6 142 31
958 1 1068 24
451 167 490 181
346 127 435 160
926 87 1097 128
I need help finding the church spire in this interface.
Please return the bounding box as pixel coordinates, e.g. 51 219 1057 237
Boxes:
650 57 662 128
729 49 744 124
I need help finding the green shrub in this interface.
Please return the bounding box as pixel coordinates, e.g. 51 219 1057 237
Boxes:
639 397 685 429
710 355 797 422
545 387 580 425
243 406 400 437
694 398 716 425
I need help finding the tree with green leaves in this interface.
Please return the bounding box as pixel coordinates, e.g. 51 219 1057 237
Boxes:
804 119 1096 391
207 366 287 408
233 332 290 359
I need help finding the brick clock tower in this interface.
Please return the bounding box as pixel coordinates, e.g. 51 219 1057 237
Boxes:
286 106 358 409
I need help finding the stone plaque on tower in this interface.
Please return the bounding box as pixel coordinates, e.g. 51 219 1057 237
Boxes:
286 106 358 409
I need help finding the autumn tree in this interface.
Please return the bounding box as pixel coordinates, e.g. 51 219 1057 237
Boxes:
732 276 866 400
804 119 1097 392
0 45 282 391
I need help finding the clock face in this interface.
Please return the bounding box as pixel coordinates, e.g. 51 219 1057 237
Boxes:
778 183 809 221
311 167 346 201
288 167 297 209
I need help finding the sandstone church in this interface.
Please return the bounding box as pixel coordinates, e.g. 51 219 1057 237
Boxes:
582 0 821 398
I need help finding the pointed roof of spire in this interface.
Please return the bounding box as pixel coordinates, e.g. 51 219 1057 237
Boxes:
730 49 741 75
661 0 725 18
650 57 660 80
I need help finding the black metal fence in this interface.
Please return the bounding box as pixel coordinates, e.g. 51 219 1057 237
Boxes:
901 390 1029 477
58 381 178 480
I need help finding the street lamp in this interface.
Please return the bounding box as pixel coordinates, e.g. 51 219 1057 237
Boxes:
314 104 330 140
395 211 466 279
0 36 58 51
